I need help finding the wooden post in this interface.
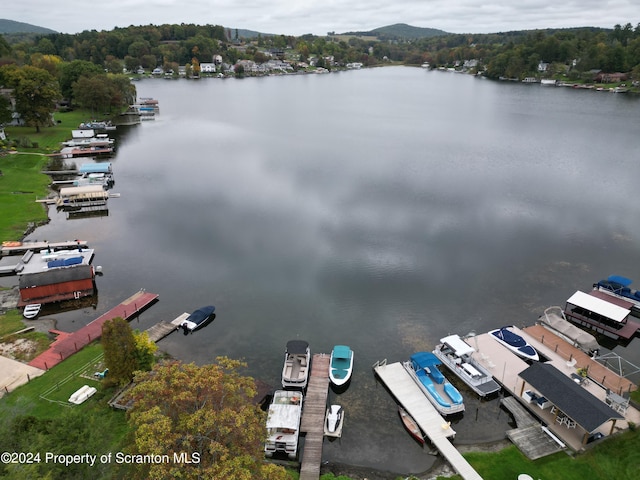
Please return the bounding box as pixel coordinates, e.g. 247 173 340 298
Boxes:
45 361 48 370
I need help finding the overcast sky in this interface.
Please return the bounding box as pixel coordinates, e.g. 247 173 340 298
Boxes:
3 1 638 36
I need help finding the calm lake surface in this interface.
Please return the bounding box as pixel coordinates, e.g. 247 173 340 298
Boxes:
23 67 640 474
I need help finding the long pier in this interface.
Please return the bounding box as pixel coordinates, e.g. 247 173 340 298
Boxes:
373 360 482 480
299 353 331 480
28 290 159 370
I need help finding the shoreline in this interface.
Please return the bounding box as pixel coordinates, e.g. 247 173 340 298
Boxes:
320 439 511 480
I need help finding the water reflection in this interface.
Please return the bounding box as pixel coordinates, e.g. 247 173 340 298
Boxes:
21 67 640 474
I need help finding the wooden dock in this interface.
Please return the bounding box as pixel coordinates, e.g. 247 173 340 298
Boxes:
500 396 564 459
1 240 89 255
28 290 159 370
299 353 331 480
373 361 482 480
144 313 189 342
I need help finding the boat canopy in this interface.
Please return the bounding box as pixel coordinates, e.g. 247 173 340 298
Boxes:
186 305 215 325
441 335 475 356
566 291 629 323
79 162 112 174
410 352 442 368
607 275 633 287
333 345 352 359
266 404 300 430
285 340 309 354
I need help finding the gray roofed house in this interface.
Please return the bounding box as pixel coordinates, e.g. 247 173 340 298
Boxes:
519 362 624 435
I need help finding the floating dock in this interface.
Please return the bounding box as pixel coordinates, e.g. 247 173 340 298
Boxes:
373 361 482 480
28 290 158 370
144 313 190 342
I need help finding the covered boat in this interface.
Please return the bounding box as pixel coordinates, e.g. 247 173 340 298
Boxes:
489 326 539 361
403 352 465 415
329 345 354 387
179 305 216 334
281 340 310 389
433 334 501 396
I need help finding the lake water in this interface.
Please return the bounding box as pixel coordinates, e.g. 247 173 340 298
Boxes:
20 67 640 474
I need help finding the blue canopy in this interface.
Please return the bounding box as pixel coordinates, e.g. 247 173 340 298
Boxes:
410 352 442 368
607 275 633 287
186 305 215 326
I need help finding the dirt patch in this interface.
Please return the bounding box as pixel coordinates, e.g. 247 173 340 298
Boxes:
0 337 39 360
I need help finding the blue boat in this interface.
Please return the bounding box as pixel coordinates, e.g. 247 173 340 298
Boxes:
489 326 539 361
404 352 465 415
594 275 640 308
179 305 216 334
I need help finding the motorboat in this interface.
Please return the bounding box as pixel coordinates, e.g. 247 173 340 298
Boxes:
264 390 303 459
23 304 41 319
433 334 501 396
179 305 216 334
594 275 640 310
329 345 354 387
403 352 465 415
324 404 344 437
489 326 539 361
398 406 424 445
281 340 310 389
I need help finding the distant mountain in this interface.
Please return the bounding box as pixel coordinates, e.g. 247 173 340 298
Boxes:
0 19 57 34
341 23 448 39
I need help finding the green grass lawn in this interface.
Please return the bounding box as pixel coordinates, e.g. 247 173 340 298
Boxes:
0 109 96 241
0 343 109 418
433 428 640 480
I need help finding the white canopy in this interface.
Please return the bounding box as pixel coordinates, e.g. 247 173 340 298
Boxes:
441 334 475 356
566 291 630 323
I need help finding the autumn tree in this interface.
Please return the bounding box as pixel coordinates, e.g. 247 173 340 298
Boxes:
124 359 288 480
101 317 139 386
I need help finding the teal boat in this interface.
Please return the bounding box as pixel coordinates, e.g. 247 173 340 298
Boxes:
329 345 354 387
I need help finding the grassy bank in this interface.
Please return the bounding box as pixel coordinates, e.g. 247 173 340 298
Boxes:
453 428 640 480
0 109 91 241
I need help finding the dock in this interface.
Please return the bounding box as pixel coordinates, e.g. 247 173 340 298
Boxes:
144 313 190 342
28 290 159 370
1 240 89 255
373 361 482 480
299 353 331 480
500 396 564 460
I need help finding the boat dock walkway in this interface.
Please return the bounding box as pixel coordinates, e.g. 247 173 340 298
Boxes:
500 396 564 460
299 353 331 480
144 313 189 342
28 290 159 370
373 361 482 480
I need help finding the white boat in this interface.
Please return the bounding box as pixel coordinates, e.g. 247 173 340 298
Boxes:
489 326 539 361
403 352 465 415
329 345 354 387
23 304 41 319
264 390 303 459
324 404 344 437
178 305 216 334
68 385 97 404
281 340 310 389
433 335 501 396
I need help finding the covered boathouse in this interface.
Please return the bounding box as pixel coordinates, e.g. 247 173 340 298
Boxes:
518 362 625 447
16 248 95 307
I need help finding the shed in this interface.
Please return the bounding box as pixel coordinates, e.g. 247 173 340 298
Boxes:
519 362 624 442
